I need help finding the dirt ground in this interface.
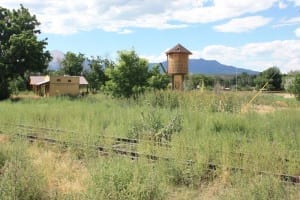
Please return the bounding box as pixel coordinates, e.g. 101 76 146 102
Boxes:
274 93 295 99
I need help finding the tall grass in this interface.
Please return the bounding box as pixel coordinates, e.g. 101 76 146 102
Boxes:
0 140 47 200
87 157 167 200
0 90 299 199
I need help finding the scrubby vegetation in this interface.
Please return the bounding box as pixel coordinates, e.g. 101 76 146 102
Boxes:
1 5 299 199
0 91 299 199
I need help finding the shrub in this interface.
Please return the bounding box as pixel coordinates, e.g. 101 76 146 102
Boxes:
219 174 296 200
128 111 182 143
88 158 167 200
0 143 47 200
288 73 300 100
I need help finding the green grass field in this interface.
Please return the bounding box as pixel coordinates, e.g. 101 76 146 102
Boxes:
0 91 299 199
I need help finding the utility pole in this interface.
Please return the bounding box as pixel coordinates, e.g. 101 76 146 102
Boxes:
235 69 238 92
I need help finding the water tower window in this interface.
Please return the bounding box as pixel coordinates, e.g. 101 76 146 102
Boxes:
68 80 72 82
57 79 61 82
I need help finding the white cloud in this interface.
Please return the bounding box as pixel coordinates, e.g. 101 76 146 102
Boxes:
172 0 278 23
141 53 166 64
214 16 272 33
278 1 288 8
0 0 280 34
144 40 300 73
295 27 300 37
275 17 300 27
289 0 300 6
202 40 300 73
118 29 133 34
142 49 203 63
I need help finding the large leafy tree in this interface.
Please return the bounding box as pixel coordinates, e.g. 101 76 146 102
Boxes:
104 50 149 98
254 67 282 91
189 74 214 90
0 5 51 99
229 72 256 90
84 56 109 92
288 73 300 100
147 65 169 90
61 52 85 76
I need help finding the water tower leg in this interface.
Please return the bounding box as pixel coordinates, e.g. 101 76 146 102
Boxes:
171 75 174 90
172 74 185 90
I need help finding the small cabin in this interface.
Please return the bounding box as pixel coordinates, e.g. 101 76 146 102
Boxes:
29 75 88 96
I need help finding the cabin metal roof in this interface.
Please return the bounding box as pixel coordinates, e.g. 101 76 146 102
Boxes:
30 75 88 85
29 76 48 85
166 43 192 55
79 76 88 85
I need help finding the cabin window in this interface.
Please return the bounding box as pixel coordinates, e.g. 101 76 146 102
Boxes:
57 79 61 82
68 80 72 82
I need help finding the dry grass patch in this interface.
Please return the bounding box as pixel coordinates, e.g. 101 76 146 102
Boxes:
274 93 295 99
274 101 289 107
27 145 90 196
10 93 41 100
252 104 275 113
241 104 275 114
168 180 228 200
0 134 9 143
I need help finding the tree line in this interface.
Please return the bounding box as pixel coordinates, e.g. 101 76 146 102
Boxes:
50 51 170 98
1 5 300 100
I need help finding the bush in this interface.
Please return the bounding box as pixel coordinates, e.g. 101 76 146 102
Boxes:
88 158 167 200
8 76 27 96
128 111 182 143
219 174 296 200
166 160 209 187
288 73 300 100
0 143 47 200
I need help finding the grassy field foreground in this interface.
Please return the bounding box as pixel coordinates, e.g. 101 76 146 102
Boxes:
0 91 299 199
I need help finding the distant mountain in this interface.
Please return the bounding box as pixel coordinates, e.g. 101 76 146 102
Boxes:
48 50 64 70
159 58 259 75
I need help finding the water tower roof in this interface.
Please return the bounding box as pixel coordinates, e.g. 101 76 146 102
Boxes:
166 43 192 55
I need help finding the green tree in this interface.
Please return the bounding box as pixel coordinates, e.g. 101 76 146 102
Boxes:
288 73 300 100
147 65 169 90
189 74 214 90
0 5 51 99
8 75 27 96
104 50 149 99
61 52 85 76
230 72 256 90
254 67 282 91
84 56 109 92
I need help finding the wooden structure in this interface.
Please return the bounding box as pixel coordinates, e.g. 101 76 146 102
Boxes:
49 76 80 96
30 75 50 96
29 75 88 96
166 44 192 90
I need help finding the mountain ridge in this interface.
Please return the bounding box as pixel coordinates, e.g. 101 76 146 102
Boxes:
159 59 259 75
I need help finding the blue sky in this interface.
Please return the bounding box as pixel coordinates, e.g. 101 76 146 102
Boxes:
2 0 300 73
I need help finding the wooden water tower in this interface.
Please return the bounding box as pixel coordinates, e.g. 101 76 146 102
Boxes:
166 44 192 90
